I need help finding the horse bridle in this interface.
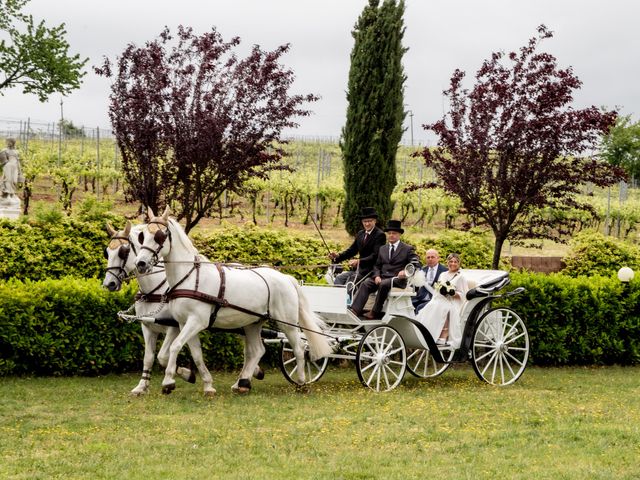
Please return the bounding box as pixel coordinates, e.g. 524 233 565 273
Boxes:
104 234 137 287
138 219 171 268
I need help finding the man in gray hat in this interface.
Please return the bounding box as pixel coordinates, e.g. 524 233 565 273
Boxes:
348 220 420 320
328 207 386 287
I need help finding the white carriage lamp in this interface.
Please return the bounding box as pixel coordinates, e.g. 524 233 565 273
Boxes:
617 267 635 284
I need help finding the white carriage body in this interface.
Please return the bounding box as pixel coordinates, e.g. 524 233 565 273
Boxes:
274 269 529 392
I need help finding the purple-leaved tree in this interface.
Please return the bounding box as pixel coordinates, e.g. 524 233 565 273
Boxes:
95 26 317 232
418 25 623 268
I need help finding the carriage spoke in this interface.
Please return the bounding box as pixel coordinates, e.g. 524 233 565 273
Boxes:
475 347 497 363
366 363 380 386
383 364 401 381
504 354 517 378
504 331 526 345
490 350 499 383
282 356 297 367
360 359 377 373
480 349 499 376
505 350 525 366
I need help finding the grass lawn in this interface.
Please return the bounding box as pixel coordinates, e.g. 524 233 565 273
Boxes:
1 365 639 479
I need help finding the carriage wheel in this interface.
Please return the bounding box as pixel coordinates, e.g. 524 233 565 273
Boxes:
356 325 406 392
406 346 453 378
279 342 329 385
471 307 529 386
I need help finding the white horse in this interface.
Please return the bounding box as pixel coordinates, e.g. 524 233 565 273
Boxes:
134 207 333 395
103 221 216 396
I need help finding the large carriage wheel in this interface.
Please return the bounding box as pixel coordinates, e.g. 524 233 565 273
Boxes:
356 325 406 392
279 342 329 385
471 307 529 386
406 346 453 378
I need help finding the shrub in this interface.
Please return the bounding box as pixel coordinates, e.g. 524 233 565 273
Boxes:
0 277 252 376
191 223 341 283
500 272 640 365
561 230 640 277
0 217 109 281
407 229 493 269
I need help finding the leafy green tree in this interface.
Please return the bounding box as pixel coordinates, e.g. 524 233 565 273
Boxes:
0 0 87 101
601 115 640 181
340 0 406 234
58 119 85 138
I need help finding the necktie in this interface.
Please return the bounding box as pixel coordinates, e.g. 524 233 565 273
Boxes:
389 244 395 259
427 267 435 284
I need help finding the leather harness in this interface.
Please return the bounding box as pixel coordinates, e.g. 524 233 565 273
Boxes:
164 257 272 328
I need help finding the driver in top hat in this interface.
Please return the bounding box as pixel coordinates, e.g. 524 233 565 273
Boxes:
329 207 386 288
348 219 421 320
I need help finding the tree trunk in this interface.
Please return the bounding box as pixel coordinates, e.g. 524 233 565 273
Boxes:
492 235 507 269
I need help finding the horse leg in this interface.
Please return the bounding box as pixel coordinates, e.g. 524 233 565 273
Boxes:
232 324 266 394
281 324 306 385
162 317 213 396
158 326 195 383
131 325 158 396
185 335 215 396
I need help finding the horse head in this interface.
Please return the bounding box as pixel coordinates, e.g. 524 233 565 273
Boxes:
135 206 171 273
103 220 134 291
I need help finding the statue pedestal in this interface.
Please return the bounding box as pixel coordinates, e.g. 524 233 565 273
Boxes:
0 206 20 219
0 196 21 219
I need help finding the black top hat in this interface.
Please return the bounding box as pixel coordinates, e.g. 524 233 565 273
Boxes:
357 207 379 219
384 219 404 234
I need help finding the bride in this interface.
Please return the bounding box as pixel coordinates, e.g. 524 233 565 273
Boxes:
416 253 469 348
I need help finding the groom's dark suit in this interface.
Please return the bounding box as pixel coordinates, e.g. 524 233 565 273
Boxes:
350 241 420 318
412 263 448 313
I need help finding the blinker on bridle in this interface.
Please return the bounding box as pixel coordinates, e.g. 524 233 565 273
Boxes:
105 235 136 286
139 219 171 266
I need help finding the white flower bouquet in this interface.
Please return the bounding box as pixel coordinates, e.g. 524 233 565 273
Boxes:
434 279 456 297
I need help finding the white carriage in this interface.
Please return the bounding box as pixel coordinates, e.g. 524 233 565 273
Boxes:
267 268 530 392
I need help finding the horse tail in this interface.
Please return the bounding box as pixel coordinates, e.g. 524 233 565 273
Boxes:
293 281 333 361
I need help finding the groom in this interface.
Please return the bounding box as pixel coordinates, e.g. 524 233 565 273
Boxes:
412 248 447 314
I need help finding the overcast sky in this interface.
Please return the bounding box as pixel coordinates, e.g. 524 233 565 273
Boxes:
1 0 639 144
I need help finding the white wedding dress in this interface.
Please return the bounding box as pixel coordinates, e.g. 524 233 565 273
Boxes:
416 270 470 348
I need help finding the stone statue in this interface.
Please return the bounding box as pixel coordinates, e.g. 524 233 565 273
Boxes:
0 138 23 208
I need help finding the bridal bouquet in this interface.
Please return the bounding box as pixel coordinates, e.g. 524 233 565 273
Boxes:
434 280 456 297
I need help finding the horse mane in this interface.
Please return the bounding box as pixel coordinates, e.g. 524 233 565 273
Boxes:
167 218 203 258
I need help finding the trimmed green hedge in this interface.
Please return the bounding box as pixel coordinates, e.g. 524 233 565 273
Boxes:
2 272 638 376
501 272 640 365
0 278 269 376
0 217 109 281
191 223 341 282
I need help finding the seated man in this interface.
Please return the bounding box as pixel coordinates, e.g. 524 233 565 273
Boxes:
328 207 386 288
412 248 447 314
348 220 421 320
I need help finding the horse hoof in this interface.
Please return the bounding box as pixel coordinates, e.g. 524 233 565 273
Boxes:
254 367 265 381
203 389 216 398
232 386 251 395
295 383 310 394
161 383 176 395
129 390 145 397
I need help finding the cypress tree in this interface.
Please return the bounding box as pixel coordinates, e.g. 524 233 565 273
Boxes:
340 0 406 235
